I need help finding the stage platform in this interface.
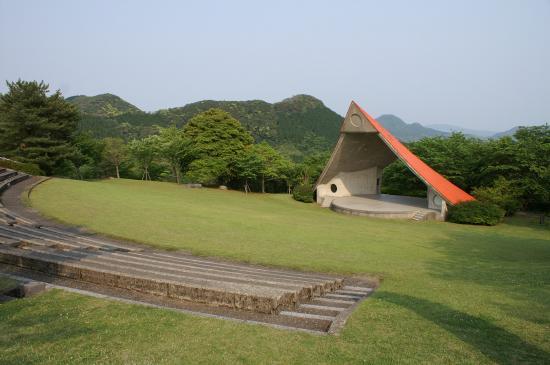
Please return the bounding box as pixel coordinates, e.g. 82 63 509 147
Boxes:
329 194 441 220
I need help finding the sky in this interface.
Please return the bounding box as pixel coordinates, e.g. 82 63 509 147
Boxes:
0 0 549 131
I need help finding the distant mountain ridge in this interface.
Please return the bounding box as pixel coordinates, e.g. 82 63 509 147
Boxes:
427 123 497 138
376 114 449 141
491 126 520 138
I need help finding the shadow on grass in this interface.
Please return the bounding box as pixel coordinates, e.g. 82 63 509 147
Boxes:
428 229 550 313
380 292 550 364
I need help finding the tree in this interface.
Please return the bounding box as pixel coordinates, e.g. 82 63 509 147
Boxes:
72 132 105 180
0 80 79 175
128 137 156 181
297 151 330 185
276 157 296 194
102 137 127 178
513 125 550 213
253 142 287 193
183 109 253 185
473 177 522 216
154 126 193 184
233 147 263 193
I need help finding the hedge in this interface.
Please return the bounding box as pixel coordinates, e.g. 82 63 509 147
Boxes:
447 200 505 226
292 184 315 203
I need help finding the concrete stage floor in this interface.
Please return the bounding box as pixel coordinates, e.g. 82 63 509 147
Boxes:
330 194 440 219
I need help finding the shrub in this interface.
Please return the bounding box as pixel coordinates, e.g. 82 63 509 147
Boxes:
0 158 44 175
473 177 522 216
447 200 505 226
292 184 314 203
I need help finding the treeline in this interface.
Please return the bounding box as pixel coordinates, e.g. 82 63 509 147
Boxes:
0 80 327 194
382 131 550 214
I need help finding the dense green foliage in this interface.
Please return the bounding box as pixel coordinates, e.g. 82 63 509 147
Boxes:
473 177 521 215
447 201 505 226
183 109 254 185
18 178 550 364
292 183 315 203
382 129 550 213
69 94 341 157
0 80 79 175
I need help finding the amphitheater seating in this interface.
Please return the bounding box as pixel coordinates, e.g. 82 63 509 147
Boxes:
0 169 373 332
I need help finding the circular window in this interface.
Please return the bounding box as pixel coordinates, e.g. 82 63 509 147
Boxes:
350 113 363 128
330 184 338 193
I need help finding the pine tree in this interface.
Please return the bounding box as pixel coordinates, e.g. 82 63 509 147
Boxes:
0 80 79 175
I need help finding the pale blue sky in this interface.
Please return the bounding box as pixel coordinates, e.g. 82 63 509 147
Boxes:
1 0 548 130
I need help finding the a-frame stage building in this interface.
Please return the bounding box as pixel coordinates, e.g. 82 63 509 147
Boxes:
315 101 474 220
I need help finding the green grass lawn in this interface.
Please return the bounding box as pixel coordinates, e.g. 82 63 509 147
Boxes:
1 178 549 364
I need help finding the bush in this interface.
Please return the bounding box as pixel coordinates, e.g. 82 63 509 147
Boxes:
0 158 44 175
447 200 505 226
473 177 522 216
292 184 314 203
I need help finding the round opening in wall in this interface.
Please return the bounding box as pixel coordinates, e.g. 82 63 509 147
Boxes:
350 113 363 128
330 184 338 193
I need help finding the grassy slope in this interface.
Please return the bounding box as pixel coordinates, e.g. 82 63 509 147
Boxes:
1 178 549 364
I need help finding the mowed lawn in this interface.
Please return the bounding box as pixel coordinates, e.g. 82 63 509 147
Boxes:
1 178 549 364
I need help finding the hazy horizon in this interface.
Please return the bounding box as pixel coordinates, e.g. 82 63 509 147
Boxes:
1 0 548 130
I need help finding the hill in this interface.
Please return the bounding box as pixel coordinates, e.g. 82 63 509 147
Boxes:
491 126 520 138
427 123 497 138
66 93 141 117
376 114 448 141
69 94 343 156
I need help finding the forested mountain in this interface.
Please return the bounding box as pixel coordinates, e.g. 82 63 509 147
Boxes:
70 94 343 157
376 114 448 141
74 94 520 151
66 94 141 116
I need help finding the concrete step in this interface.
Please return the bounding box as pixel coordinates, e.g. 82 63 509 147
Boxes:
125 252 337 288
411 210 428 221
324 293 361 300
21 245 319 300
313 297 356 305
279 310 335 321
0 173 29 194
300 303 345 312
0 245 303 313
0 240 345 314
0 223 343 300
292 305 341 317
149 251 338 281
0 170 17 182
343 285 372 292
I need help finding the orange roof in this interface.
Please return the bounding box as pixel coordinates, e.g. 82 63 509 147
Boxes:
352 101 475 206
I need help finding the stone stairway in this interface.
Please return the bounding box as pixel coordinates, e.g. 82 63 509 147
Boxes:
0 169 375 333
0 168 29 194
410 210 429 221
